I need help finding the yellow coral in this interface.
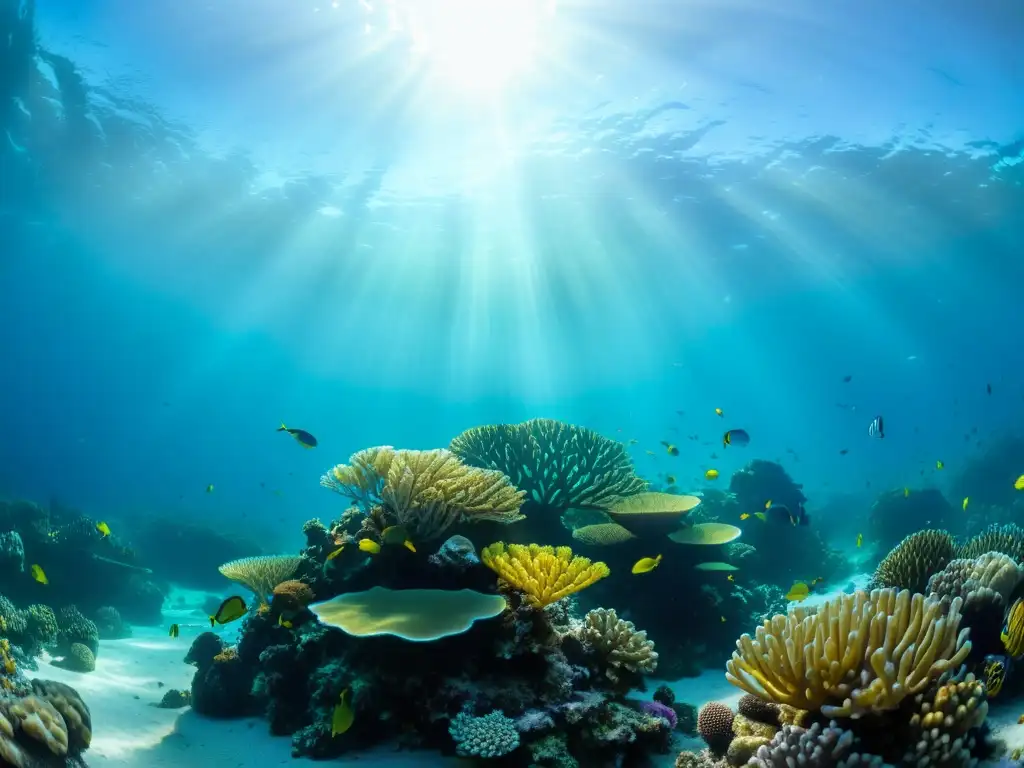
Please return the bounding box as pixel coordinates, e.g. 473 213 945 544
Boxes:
480 542 609 608
726 588 971 717
213 647 238 663
218 555 303 607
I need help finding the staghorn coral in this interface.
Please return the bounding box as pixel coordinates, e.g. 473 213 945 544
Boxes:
218 555 302 606
381 449 526 541
927 551 1021 611
904 676 988 767
481 542 609 608
571 523 637 546
725 588 972 718
959 523 1024 562
450 418 648 509
869 529 955 593
576 608 658 685
697 702 734 754
449 710 520 758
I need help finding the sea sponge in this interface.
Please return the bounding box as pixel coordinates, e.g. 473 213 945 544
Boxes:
959 523 1024 562
218 555 302 606
449 710 520 758
697 702 734 754
450 418 648 509
577 608 658 683
572 523 637 546
481 542 610 608
869 529 955 593
309 587 507 641
927 551 1021 611
30 679 92 753
271 580 314 615
726 588 972 717
904 676 988 767
56 606 99 657
737 694 781 726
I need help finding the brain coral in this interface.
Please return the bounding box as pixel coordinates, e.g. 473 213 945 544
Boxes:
869 529 955 594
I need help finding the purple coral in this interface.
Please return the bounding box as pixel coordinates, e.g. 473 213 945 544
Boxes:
640 700 678 729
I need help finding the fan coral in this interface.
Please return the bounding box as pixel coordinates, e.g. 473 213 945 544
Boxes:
218 555 302 606
571 523 637 545
324 447 526 541
726 588 971 717
577 608 658 684
449 710 520 758
959 523 1024 562
904 676 987 766
697 702 734 754
271 580 314 615
450 418 648 509
481 542 610 608
927 551 1021 611
869 529 955 593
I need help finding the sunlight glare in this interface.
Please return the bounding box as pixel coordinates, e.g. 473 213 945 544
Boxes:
404 0 554 94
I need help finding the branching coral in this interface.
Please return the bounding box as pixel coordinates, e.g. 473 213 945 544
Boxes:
218 555 302 606
869 529 955 593
748 722 860 768
725 588 971 717
481 543 609 608
576 608 658 684
450 418 648 509
904 676 987 767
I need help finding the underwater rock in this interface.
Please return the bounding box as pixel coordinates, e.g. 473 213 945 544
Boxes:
186 631 258 718
155 689 191 709
428 535 479 570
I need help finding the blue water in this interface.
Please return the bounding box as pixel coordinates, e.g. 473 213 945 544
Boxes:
2 0 1023 552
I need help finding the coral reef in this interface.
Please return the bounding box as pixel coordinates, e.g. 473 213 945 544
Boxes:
481 543 609 608
0 678 92 768
218 555 302 606
449 710 520 757
574 608 657 691
869 529 956 593
959 523 1024 563
697 702 735 754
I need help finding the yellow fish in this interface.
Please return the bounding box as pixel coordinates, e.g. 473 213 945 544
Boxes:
358 539 381 554
739 513 750 521
331 689 355 737
764 500 772 509
381 526 417 553
903 487 909 498
1002 597 1024 658
278 615 293 629
209 595 247 627
727 574 734 582
326 546 345 561
984 655 1007 698
715 408 724 417
663 443 679 456
1015 475 1024 491
96 521 111 538
30 564 47 585
705 469 719 480
936 460 944 470
206 484 215 493
785 582 810 602
754 512 767 522
856 533 863 548
963 497 969 511
631 555 663 574
169 624 180 638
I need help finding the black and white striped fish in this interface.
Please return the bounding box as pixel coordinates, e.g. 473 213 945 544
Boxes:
868 415 884 439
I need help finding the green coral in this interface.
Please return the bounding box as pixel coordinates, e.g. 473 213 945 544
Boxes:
57 606 99 657
25 604 57 646
450 418 648 509
56 642 96 673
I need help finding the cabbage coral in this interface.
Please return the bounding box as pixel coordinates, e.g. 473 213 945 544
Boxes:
450 418 647 509
480 542 609 608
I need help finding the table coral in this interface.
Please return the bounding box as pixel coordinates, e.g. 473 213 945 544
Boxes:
218 555 302 607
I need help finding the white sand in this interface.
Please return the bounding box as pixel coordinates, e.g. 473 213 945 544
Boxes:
25 625 458 767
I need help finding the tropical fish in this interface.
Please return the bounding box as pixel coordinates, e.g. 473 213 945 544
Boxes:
868 415 884 439
358 539 381 555
723 429 750 448
326 546 345 561
785 582 810 602
169 624 180 638
627 439 639 445
1001 597 1024 658
984 654 1009 698
694 562 738 572
739 513 751 521
30 564 47 585
839 448 849 455
936 460 945 470
209 595 248 627
96 521 111 538
764 500 772 509
661 442 679 456
278 615 293 629
705 469 719 480
856 533 863 548
206 484 215 493
331 689 355 737
714 408 724 417
963 497 969 511
631 555 663 575
381 526 417 553
645 450 656 457
277 423 318 449
1017 475 1024 491
727 574 734 582
754 512 768 522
